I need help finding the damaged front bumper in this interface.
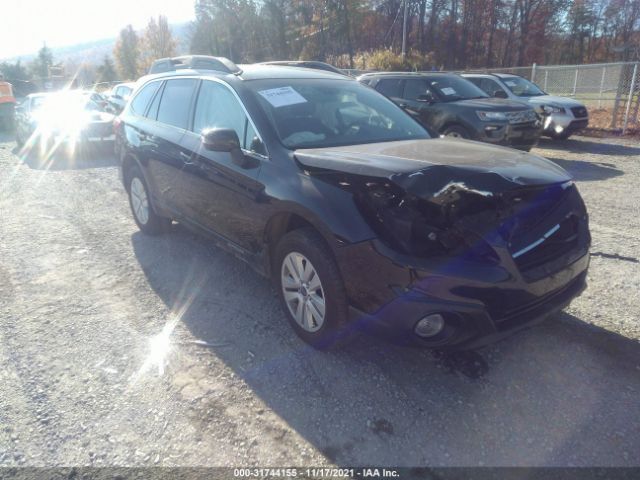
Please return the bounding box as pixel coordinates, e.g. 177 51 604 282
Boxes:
335 184 590 350
339 237 589 350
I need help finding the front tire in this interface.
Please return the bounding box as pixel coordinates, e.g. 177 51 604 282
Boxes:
274 228 350 349
127 166 171 235
442 125 470 139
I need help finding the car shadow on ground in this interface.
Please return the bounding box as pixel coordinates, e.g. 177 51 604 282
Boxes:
15 141 119 171
543 156 623 182
537 137 640 157
131 226 640 466
533 138 626 182
0 130 16 143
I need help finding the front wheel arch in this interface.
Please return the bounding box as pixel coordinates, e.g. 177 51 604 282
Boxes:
264 212 335 280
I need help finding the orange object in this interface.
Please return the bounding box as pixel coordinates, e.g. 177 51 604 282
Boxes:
0 82 16 105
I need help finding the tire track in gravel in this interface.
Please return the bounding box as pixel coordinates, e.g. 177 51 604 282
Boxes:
1 152 328 465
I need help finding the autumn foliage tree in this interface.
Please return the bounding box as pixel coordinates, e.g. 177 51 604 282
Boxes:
114 25 140 80
187 0 639 69
140 15 177 72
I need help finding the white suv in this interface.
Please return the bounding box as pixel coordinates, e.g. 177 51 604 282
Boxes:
463 73 588 140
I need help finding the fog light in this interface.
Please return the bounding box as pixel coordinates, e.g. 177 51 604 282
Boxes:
415 314 445 338
555 125 564 133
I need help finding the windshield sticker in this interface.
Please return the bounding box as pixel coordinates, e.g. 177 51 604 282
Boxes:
505 81 517 87
441 87 457 95
258 87 307 108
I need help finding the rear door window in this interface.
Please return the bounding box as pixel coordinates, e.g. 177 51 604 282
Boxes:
375 79 403 98
156 79 198 130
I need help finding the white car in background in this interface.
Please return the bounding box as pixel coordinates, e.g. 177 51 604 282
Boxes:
463 73 589 140
107 82 135 114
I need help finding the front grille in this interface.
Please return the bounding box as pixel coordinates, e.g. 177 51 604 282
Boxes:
571 106 588 118
512 215 579 272
499 184 568 241
505 110 538 124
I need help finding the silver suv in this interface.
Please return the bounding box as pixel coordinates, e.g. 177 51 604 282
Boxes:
463 73 588 140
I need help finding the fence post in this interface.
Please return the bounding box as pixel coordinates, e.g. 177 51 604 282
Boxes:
598 66 606 109
632 62 640 125
622 63 638 135
531 63 537 83
544 70 548 91
572 69 579 96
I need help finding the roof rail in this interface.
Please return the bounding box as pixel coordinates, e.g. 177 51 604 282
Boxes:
148 55 242 76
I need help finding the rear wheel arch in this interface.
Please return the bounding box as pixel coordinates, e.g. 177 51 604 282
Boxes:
121 155 138 192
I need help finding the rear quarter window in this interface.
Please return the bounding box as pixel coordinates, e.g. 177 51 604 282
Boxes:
130 81 161 115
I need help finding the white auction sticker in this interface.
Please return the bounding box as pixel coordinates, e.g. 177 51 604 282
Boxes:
441 87 457 95
258 87 307 108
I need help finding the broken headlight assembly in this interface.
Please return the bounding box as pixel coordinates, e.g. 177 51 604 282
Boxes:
354 181 499 263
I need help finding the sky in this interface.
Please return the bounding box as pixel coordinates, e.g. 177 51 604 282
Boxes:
1 0 195 60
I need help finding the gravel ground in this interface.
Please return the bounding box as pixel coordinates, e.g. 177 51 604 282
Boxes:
0 133 638 468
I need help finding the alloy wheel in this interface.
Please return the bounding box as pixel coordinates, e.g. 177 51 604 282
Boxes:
281 252 326 332
130 177 150 225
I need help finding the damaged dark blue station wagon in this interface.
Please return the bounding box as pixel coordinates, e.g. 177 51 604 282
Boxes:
115 57 590 350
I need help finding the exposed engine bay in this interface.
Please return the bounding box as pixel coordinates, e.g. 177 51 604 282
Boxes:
295 142 586 268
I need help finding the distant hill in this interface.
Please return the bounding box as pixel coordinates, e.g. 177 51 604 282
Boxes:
2 22 191 65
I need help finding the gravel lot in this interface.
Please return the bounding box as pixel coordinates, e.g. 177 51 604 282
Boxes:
0 133 639 467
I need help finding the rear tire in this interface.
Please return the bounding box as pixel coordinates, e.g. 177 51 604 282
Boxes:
274 228 350 350
442 125 470 139
127 166 171 235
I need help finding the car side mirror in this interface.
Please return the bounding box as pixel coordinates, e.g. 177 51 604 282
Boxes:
202 128 241 152
493 90 508 99
202 128 257 168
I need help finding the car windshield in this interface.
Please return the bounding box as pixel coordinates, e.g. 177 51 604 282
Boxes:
247 79 429 149
502 76 545 96
424 75 488 101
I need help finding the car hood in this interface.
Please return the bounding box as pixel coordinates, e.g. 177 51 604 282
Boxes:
521 95 585 108
295 138 571 197
450 97 532 111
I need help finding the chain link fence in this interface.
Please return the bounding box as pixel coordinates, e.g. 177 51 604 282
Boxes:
467 61 640 133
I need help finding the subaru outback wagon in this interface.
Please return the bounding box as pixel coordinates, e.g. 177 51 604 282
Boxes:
116 57 590 350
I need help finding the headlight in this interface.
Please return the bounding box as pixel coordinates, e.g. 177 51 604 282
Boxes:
542 105 565 114
476 111 507 121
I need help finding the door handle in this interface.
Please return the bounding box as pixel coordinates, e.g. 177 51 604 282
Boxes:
179 151 196 164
